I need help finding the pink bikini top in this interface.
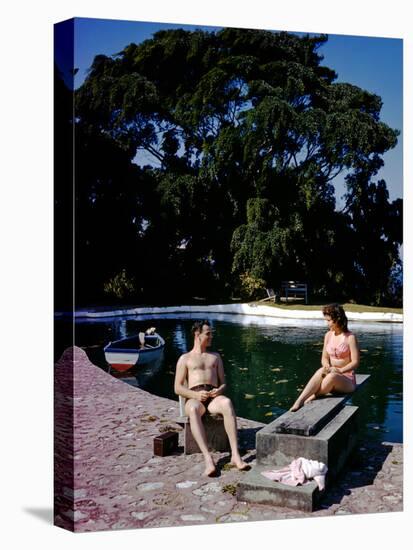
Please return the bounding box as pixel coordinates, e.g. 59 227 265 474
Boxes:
326 330 352 360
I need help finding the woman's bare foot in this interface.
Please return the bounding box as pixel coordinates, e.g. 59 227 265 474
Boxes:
304 394 316 405
230 456 250 471
289 400 303 412
203 456 217 477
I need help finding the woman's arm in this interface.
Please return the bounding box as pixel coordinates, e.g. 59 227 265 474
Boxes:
338 334 360 374
321 332 331 369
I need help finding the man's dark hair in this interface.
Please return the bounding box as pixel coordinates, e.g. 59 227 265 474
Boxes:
191 319 211 336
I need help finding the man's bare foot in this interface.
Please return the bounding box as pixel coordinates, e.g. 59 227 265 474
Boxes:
230 457 250 471
203 457 217 477
304 394 316 405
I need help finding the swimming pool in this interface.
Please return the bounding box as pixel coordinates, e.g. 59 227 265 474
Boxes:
56 313 403 444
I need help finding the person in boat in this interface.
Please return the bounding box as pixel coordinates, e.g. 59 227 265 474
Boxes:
289 303 360 412
138 327 157 348
174 320 249 477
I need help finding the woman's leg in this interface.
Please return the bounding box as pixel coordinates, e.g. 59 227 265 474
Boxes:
317 373 355 396
290 367 326 411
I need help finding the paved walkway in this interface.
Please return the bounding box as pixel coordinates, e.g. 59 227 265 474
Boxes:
54 347 403 532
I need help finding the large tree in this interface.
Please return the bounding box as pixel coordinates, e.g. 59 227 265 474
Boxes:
72 28 402 305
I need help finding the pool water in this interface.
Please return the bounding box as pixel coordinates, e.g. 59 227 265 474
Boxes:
56 313 403 444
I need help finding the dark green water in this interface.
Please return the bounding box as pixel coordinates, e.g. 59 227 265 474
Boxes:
56 313 403 444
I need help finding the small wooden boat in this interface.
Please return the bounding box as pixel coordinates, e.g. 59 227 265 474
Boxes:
104 331 165 373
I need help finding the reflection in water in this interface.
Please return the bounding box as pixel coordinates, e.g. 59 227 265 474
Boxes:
118 319 128 340
173 322 188 354
55 313 403 443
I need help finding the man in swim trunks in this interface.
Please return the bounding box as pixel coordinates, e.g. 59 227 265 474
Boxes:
174 320 249 477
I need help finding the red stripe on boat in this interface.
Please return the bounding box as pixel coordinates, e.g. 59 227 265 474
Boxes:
110 363 134 373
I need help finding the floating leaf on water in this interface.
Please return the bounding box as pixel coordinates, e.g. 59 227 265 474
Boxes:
275 379 289 384
264 412 274 417
244 394 255 399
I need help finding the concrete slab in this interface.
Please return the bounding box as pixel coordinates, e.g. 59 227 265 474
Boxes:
257 405 359 481
237 463 320 512
272 374 370 436
273 396 346 436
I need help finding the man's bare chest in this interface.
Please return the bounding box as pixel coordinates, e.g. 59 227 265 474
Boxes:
187 354 218 372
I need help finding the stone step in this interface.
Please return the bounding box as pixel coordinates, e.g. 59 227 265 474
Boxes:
237 463 320 512
257 405 359 480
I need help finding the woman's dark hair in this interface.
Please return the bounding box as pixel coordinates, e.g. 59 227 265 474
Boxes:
191 319 211 336
322 303 348 332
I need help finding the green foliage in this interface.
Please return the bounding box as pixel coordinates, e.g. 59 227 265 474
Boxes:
66 27 402 307
103 269 136 300
239 272 266 300
222 483 238 496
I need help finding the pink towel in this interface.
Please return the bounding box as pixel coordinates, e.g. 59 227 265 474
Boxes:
261 457 327 490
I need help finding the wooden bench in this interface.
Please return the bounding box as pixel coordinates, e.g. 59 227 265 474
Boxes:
177 394 230 455
257 288 278 303
281 281 308 304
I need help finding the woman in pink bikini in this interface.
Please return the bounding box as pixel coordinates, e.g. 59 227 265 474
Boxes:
290 303 360 412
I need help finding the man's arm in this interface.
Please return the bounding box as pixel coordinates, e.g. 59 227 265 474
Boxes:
209 353 227 397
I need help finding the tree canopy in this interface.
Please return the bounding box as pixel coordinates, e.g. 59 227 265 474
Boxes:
57 28 402 306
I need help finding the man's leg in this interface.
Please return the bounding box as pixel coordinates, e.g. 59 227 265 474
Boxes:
207 396 249 470
185 399 216 476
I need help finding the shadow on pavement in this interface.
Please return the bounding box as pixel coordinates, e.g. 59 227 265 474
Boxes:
317 441 394 510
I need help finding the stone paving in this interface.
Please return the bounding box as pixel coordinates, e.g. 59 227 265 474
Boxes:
54 347 403 533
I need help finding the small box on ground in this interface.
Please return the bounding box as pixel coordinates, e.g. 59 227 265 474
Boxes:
153 431 179 456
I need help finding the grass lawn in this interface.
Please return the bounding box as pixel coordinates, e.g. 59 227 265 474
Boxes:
249 301 403 314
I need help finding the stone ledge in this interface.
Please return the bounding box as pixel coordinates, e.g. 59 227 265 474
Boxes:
237 464 320 512
57 303 403 323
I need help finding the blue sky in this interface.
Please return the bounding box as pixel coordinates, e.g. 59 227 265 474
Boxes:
72 17 403 204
